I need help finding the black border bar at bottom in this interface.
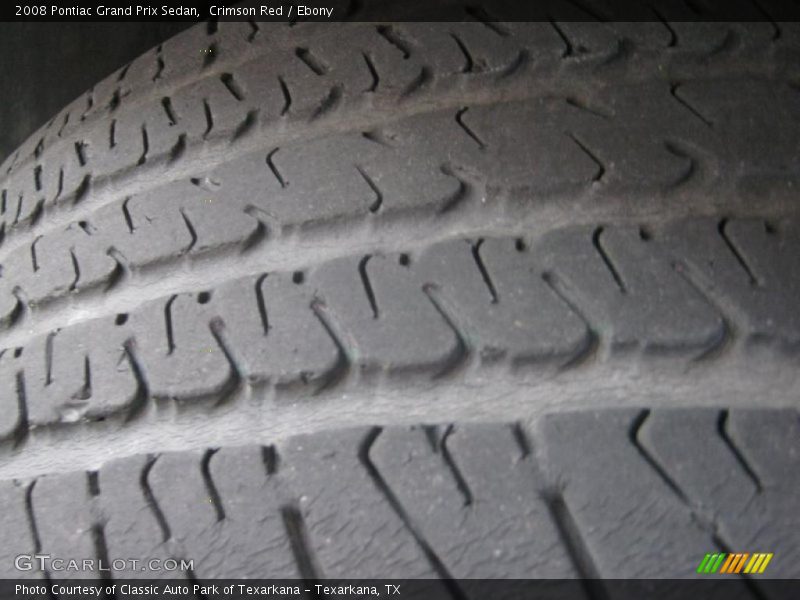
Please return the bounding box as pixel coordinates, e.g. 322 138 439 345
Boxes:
2 579 800 600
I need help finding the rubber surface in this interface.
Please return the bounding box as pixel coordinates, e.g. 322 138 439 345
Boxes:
1 410 798 582
0 13 799 580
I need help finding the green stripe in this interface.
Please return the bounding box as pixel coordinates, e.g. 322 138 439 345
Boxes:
710 554 727 573
697 554 712 574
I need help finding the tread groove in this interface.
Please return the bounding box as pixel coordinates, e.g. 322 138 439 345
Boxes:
361 52 380 92
465 6 510 37
137 126 149 166
355 165 383 213
266 148 287 188
140 455 172 542
200 448 226 521
568 133 606 182
68 248 80 291
449 34 474 73
309 300 352 393
542 489 610 599
359 427 467 599
455 107 486 149
294 47 329 76
357 255 379 319
376 25 412 59
163 295 178 355
422 284 470 377
471 239 499 303
670 84 713 128
592 227 627 294
179 209 198 253
629 410 691 505
202 99 214 139
717 410 764 494
220 73 245 102
439 425 474 506
254 273 270 335
277 77 292 116
718 218 761 287
209 316 246 405
281 503 325 581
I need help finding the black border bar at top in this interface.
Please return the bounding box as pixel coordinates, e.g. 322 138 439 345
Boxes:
5 0 800 22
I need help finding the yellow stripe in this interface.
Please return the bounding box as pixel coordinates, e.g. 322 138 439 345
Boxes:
734 553 750 573
744 554 763 574
720 553 737 574
758 553 774 574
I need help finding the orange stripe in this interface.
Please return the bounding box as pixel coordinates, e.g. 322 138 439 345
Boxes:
720 554 738 574
734 553 750 573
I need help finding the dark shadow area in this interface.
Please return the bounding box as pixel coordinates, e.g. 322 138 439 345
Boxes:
0 22 190 162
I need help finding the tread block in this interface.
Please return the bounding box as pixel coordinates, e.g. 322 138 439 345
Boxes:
277 428 442 580
146 451 218 576
114 189 193 269
644 409 800 578
371 424 581 579
314 254 460 375
0 480 38 579
416 238 589 365
213 274 340 389
660 217 800 350
23 316 138 427
0 349 23 441
131 293 233 401
538 225 724 353
207 446 299 578
98 455 171 579
539 411 725 579
25 224 118 303
32 471 99 580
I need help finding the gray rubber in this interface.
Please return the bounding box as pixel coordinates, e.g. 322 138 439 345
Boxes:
0 15 798 580
1 410 798 583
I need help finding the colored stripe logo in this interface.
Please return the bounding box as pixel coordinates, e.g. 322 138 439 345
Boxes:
696 553 773 574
